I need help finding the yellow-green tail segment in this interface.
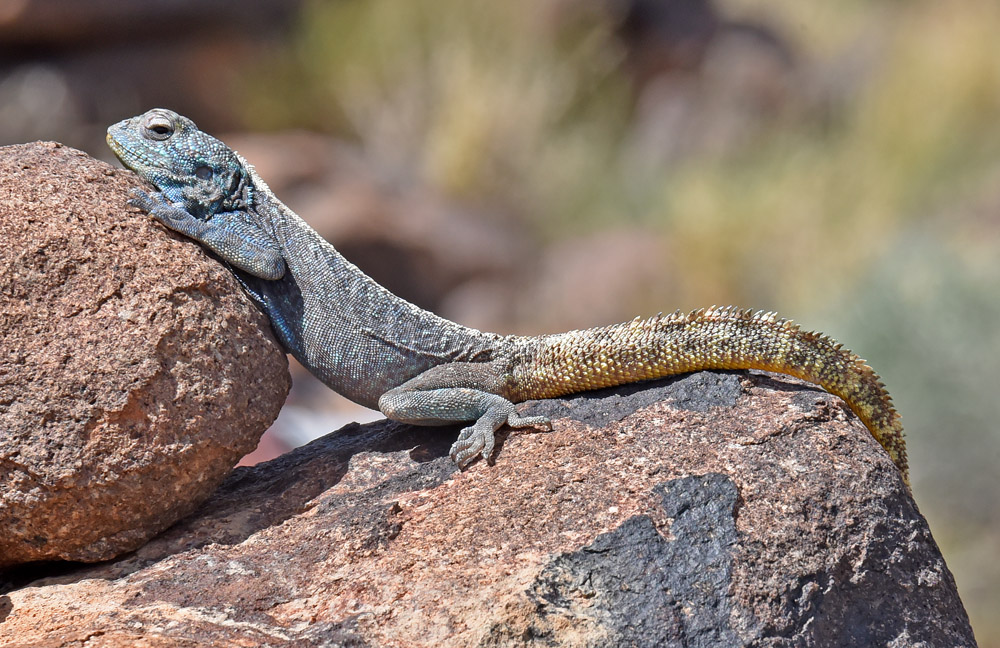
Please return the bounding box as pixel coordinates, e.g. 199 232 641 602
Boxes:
512 306 908 483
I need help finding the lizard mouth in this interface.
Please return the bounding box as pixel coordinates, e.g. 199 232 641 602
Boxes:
106 129 156 177
106 131 132 167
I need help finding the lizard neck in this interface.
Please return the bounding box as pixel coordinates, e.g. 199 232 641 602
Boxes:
237 162 504 408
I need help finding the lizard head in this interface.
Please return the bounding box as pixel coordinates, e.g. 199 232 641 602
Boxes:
107 108 248 218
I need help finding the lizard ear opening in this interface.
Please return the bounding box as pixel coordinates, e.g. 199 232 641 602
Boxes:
195 166 213 180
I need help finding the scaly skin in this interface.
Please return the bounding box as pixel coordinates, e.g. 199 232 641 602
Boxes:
107 109 908 483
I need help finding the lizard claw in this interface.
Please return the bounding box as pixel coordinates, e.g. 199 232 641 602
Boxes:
127 187 157 213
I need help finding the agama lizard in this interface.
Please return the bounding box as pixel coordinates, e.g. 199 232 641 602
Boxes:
107 108 909 483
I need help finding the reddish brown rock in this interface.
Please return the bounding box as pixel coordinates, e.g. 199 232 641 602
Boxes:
0 142 290 567
0 372 977 647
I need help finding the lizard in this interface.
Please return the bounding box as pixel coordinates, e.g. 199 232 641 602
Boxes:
106 108 909 484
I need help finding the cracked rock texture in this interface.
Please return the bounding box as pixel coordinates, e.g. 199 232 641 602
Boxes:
0 142 290 567
0 371 977 647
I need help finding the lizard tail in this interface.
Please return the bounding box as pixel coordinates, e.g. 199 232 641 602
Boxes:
511 306 908 482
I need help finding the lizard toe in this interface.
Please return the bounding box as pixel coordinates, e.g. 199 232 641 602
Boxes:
127 188 156 212
450 424 492 467
507 413 552 432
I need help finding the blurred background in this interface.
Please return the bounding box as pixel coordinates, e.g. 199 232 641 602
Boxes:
2 0 998 641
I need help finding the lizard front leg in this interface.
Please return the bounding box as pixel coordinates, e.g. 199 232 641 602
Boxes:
130 188 286 280
378 362 552 467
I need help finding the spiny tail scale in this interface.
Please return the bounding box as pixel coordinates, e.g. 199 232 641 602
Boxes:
511 306 908 483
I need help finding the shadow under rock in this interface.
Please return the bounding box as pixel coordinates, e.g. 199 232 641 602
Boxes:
0 417 461 592
1 370 814 593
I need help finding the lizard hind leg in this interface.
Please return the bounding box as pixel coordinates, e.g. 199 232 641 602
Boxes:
378 371 551 467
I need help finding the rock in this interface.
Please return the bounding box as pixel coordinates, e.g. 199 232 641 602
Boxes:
0 371 977 647
0 142 290 567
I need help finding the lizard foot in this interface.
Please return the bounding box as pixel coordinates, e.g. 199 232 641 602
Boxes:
377 376 552 468
127 187 158 213
129 188 209 238
449 408 552 468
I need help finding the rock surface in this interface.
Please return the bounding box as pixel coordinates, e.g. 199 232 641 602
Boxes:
0 371 977 647
0 142 290 567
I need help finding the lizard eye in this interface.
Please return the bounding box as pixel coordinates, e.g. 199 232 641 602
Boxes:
144 116 174 140
194 166 213 180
